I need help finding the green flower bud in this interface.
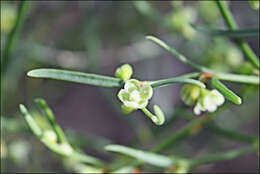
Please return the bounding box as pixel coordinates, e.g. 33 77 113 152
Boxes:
171 7 197 40
121 104 136 114
1 4 16 34
181 85 201 106
115 64 133 81
118 79 153 112
194 89 224 115
199 1 220 23
226 47 243 68
249 0 259 10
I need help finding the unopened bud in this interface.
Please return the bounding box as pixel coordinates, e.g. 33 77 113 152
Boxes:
115 64 133 81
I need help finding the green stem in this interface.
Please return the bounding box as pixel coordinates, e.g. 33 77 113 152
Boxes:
152 103 231 153
2 0 31 76
146 36 212 73
190 146 255 168
207 124 258 144
216 0 259 69
141 106 165 126
215 72 259 85
176 110 258 144
150 72 205 88
147 36 259 85
19 104 104 167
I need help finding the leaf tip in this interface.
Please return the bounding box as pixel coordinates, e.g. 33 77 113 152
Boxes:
19 104 27 114
27 70 35 77
236 97 242 105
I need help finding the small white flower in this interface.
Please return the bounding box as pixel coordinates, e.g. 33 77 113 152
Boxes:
193 89 224 115
118 79 153 112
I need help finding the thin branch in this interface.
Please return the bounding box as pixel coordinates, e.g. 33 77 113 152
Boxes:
216 0 259 69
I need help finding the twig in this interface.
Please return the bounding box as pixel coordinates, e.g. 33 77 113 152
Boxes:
216 0 259 69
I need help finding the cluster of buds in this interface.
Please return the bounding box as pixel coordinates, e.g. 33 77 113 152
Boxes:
181 84 225 115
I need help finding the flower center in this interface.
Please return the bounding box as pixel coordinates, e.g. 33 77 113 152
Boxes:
130 90 141 102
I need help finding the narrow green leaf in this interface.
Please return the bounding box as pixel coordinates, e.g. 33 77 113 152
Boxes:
27 68 123 88
154 105 165 126
192 25 259 38
141 106 166 126
34 98 67 143
146 36 212 73
150 77 205 89
211 77 242 105
216 73 260 85
19 104 42 138
105 144 173 168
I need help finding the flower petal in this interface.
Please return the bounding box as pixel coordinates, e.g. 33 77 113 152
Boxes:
124 79 140 92
118 89 129 102
140 85 153 100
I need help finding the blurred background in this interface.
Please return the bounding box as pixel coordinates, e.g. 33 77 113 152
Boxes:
1 1 259 173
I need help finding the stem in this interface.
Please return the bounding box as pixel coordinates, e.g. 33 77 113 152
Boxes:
216 72 259 85
146 36 212 73
2 0 31 76
216 0 259 69
190 146 255 168
176 110 258 144
207 124 258 144
152 103 231 153
147 36 259 85
150 72 204 88
141 106 165 126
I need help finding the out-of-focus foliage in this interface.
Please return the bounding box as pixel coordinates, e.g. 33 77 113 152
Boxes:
1 1 259 173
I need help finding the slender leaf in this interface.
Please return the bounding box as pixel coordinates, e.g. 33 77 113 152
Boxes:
105 144 173 168
34 98 67 143
146 36 212 73
190 146 255 167
19 104 42 138
150 77 205 88
27 68 123 88
211 77 242 104
192 25 259 38
216 73 259 85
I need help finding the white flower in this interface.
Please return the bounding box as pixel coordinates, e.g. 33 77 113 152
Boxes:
118 79 153 113
193 89 224 115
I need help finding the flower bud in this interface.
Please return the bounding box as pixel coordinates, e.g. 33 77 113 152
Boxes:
171 7 197 40
181 85 201 106
1 4 16 34
226 47 243 68
121 104 135 114
249 0 259 10
115 64 133 81
199 1 220 23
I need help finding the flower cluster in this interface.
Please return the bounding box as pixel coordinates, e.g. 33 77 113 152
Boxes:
181 85 225 115
115 64 165 125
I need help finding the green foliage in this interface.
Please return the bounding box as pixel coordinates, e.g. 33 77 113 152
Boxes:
2 0 259 173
